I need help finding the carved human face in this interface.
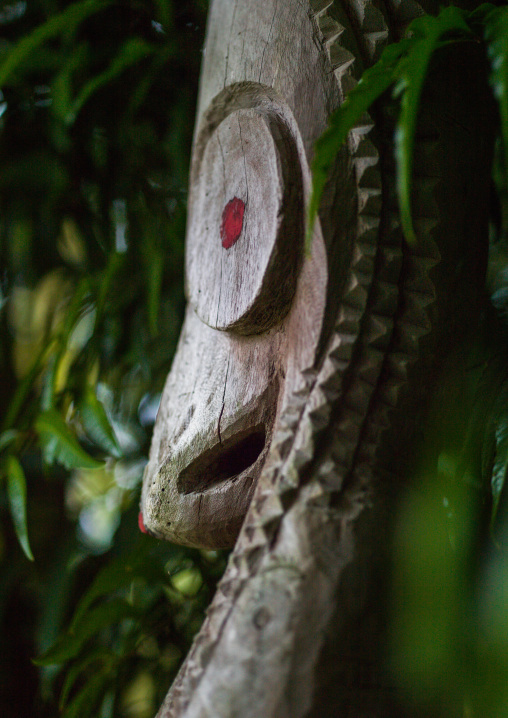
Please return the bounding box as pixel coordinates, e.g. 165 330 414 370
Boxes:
140 83 329 548
140 0 358 549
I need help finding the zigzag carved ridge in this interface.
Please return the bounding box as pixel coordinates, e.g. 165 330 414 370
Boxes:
324 143 441 511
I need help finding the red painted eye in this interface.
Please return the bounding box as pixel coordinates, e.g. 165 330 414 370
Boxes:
186 103 303 334
138 511 148 534
220 197 245 249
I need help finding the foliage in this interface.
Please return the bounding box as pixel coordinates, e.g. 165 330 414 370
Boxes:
308 3 508 247
34 535 225 717
308 3 508 716
3 0 508 716
309 0 508 532
0 0 196 557
0 1 217 716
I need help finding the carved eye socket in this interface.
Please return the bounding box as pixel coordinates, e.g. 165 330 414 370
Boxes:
186 102 303 335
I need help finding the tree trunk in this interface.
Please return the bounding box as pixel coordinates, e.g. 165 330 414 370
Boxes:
141 1 496 715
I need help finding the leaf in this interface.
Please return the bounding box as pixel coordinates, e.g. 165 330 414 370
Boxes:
394 7 472 244
70 544 171 630
35 409 103 470
61 277 92 341
62 665 115 718
95 251 125 330
0 429 19 454
66 38 155 124
0 0 114 89
139 210 166 336
34 598 137 665
51 43 89 123
307 6 476 250
1 340 50 432
489 381 508 533
60 650 115 710
307 40 411 251
40 354 58 411
468 3 498 27
80 388 121 458
5 455 34 560
484 6 508 177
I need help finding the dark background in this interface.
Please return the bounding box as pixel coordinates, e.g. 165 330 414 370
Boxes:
2 2 508 717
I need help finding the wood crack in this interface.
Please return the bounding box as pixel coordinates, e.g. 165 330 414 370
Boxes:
224 0 239 87
218 354 231 446
258 0 278 83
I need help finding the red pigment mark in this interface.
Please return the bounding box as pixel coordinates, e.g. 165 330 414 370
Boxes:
220 197 245 249
138 511 148 534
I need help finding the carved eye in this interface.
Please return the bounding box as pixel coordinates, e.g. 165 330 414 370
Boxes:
186 103 303 335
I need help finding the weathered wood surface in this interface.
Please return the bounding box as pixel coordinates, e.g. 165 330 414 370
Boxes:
140 0 495 715
141 0 337 547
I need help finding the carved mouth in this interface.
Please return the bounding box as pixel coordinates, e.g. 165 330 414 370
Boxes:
177 424 266 495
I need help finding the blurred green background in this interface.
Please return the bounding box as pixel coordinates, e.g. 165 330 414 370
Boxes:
0 2 230 716
2 1 508 717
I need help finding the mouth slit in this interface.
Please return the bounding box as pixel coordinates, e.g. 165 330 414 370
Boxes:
178 425 266 494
